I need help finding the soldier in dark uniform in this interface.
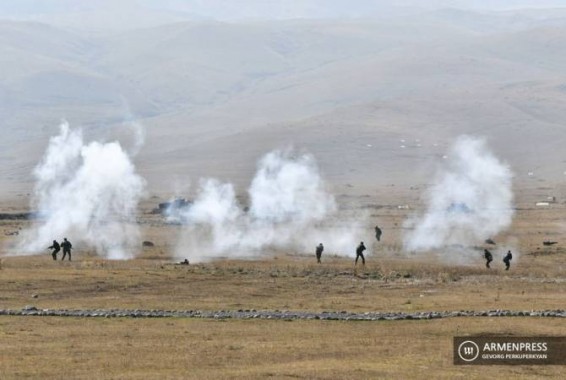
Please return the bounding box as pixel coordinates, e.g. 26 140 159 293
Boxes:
484 249 493 269
375 225 382 242
48 240 60 261
315 243 324 263
503 250 512 270
61 238 73 261
355 242 366 266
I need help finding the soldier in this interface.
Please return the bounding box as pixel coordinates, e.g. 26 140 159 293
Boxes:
315 243 324 263
355 241 366 266
503 250 512 271
61 238 73 261
48 240 60 261
375 225 382 242
484 249 493 269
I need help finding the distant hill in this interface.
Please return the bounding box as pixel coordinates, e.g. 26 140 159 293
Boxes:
1 8 566 201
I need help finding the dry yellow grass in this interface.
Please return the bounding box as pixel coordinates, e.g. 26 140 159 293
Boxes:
1 205 565 378
0 253 564 313
0 317 564 379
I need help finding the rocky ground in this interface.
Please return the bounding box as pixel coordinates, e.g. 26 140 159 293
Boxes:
4 306 565 320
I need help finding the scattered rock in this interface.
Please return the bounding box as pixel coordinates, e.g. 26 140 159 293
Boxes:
31 294 38 299
0 308 563 320
142 241 155 247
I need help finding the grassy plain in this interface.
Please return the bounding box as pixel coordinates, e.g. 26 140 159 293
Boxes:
1 205 565 378
1 317 564 379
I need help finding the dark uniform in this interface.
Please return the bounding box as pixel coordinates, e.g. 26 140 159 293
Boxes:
61 238 72 261
484 249 493 269
503 251 512 270
375 226 382 242
355 242 366 266
315 243 324 263
48 240 60 261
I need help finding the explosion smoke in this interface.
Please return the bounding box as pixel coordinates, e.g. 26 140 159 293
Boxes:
17 122 146 259
403 135 514 256
119 97 146 157
173 149 368 262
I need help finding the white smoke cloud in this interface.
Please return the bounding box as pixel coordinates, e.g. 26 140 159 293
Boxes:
17 122 146 259
119 96 146 157
173 149 368 262
248 151 335 223
124 119 146 158
403 135 514 256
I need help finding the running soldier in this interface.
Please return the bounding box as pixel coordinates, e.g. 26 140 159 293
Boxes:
61 238 73 261
503 250 512 270
484 249 493 269
355 242 366 266
48 240 60 261
315 243 324 264
374 225 382 242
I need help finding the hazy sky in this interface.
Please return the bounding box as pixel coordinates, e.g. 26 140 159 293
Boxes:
2 0 566 22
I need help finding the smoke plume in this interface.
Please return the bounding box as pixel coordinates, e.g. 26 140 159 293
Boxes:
403 135 514 256
173 149 367 262
119 96 146 157
17 122 146 259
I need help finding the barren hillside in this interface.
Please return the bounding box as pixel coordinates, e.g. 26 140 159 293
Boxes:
1 6 566 202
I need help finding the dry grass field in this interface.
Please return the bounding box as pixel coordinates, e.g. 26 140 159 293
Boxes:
1 204 565 378
1 317 564 379
0 253 564 313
